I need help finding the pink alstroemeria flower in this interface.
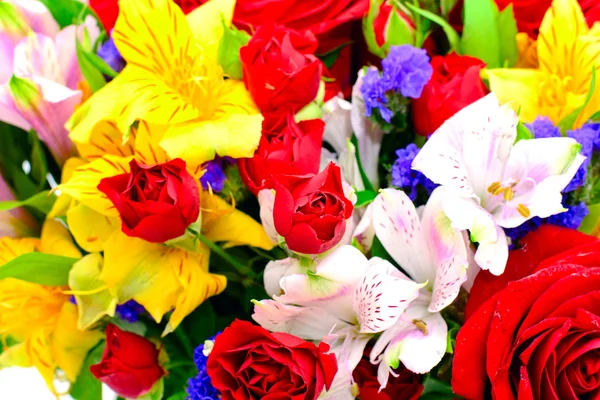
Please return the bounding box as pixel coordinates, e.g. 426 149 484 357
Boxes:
0 174 38 238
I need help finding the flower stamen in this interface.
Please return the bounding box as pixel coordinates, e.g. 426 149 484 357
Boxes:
517 204 531 218
412 319 428 335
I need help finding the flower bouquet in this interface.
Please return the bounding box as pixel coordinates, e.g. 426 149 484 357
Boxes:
1 0 600 399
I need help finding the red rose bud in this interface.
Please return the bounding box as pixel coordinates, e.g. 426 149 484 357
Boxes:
453 225 600 400
366 0 415 57
98 158 200 243
239 113 324 195
272 163 354 254
207 320 337 400
353 348 423 400
412 53 487 136
240 24 323 113
90 324 164 399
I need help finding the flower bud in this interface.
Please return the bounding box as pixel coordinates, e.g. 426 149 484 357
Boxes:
364 0 415 57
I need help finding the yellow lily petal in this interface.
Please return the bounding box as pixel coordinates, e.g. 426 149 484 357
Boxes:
68 253 118 330
52 303 103 382
484 68 542 123
58 155 132 217
0 343 31 368
515 33 538 69
164 243 226 335
67 204 119 253
134 120 170 165
26 329 57 393
186 0 235 57
0 237 39 264
538 0 589 74
39 219 82 258
102 231 182 322
202 192 275 250
48 157 87 219
72 120 135 162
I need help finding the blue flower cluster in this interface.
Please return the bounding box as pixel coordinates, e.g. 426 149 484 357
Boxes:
97 33 126 77
391 143 436 200
116 300 145 323
200 158 228 192
187 333 221 400
361 45 433 123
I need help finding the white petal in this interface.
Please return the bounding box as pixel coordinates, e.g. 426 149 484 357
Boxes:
338 141 365 191
322 97 352 155
372 189 433 282
312 245 370 284
318 368 355 400
251 300 343 341
351 69 384 189
263 257 304 298
442 195 497 243
461 237 480 292
354 259 423 333
474 225 508 276
320 148 338 172
257 188 279 245
353 202 374 253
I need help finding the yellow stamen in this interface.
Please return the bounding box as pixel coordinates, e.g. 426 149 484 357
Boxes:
487 182 502 194
492 186 505 196
503 187 514 201
517 204 531 218
412 319 428 335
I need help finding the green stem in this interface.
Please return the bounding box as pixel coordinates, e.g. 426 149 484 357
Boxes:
175 328 194 357
250 247 276 261
164 360 196 370
191 230 256 278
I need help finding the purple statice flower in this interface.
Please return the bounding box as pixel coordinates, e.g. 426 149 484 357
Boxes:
391 144 436 200
97 33 125 77
526 117 560 139
380 45 433 99
200 158 228 192
564 125 597 191
116 300 145 323
361 68 392 122
187 333 221 400
361 45 432 123
69 295 76 305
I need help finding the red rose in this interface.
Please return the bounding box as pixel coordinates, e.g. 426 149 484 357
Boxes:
412 53 487 136
90 324 164 399
239 113 324 195
240 24 323 114
207 319 338 400
580 0 600 26
353 348 423 400
173 0 203 14
97 158 200 243
272 163 353 254
452 225 600 400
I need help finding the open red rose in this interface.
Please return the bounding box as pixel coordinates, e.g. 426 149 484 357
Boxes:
97 158 200 243
207 319 337 400
90 324 164 399
412 53 487 136
453 225 600 400
239 113 324 195
353 348 423 400
272 162 353 254
240 24 322 114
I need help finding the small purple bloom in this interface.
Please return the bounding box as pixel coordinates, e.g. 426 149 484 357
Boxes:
361 68 392 121
381 45 432 99
526 117 560 139
116 300 145 323
391 144 436 200
187 333 221 400
97 33 125 77
200 159 227 192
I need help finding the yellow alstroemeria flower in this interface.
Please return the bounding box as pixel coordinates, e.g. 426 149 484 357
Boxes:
58 121 274 335
66 0 263 167
486 0 600 127
0 221 103 395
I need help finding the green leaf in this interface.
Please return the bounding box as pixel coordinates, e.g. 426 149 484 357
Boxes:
0 190 56 214
382 6 415 51
110 314 148 336
0 253 78 286
363 0 386 58
558 67 597 134
355 190 378 208
420 375 457 399
70 342 104 400
461 0 500 67
403 3 460 52
166 394 187 400
76 33 107 93
496 4 518 67
218 22 250 80
28 130 49 189
320 47 342 69
579 203 600 234
515 122 533 142
440 0 459 18
138 379 164 400
351 135 376 192
589 110 600 121
37 0 97 29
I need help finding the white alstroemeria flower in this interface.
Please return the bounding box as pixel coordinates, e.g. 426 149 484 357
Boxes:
253 245 424 392
412 93 585 275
